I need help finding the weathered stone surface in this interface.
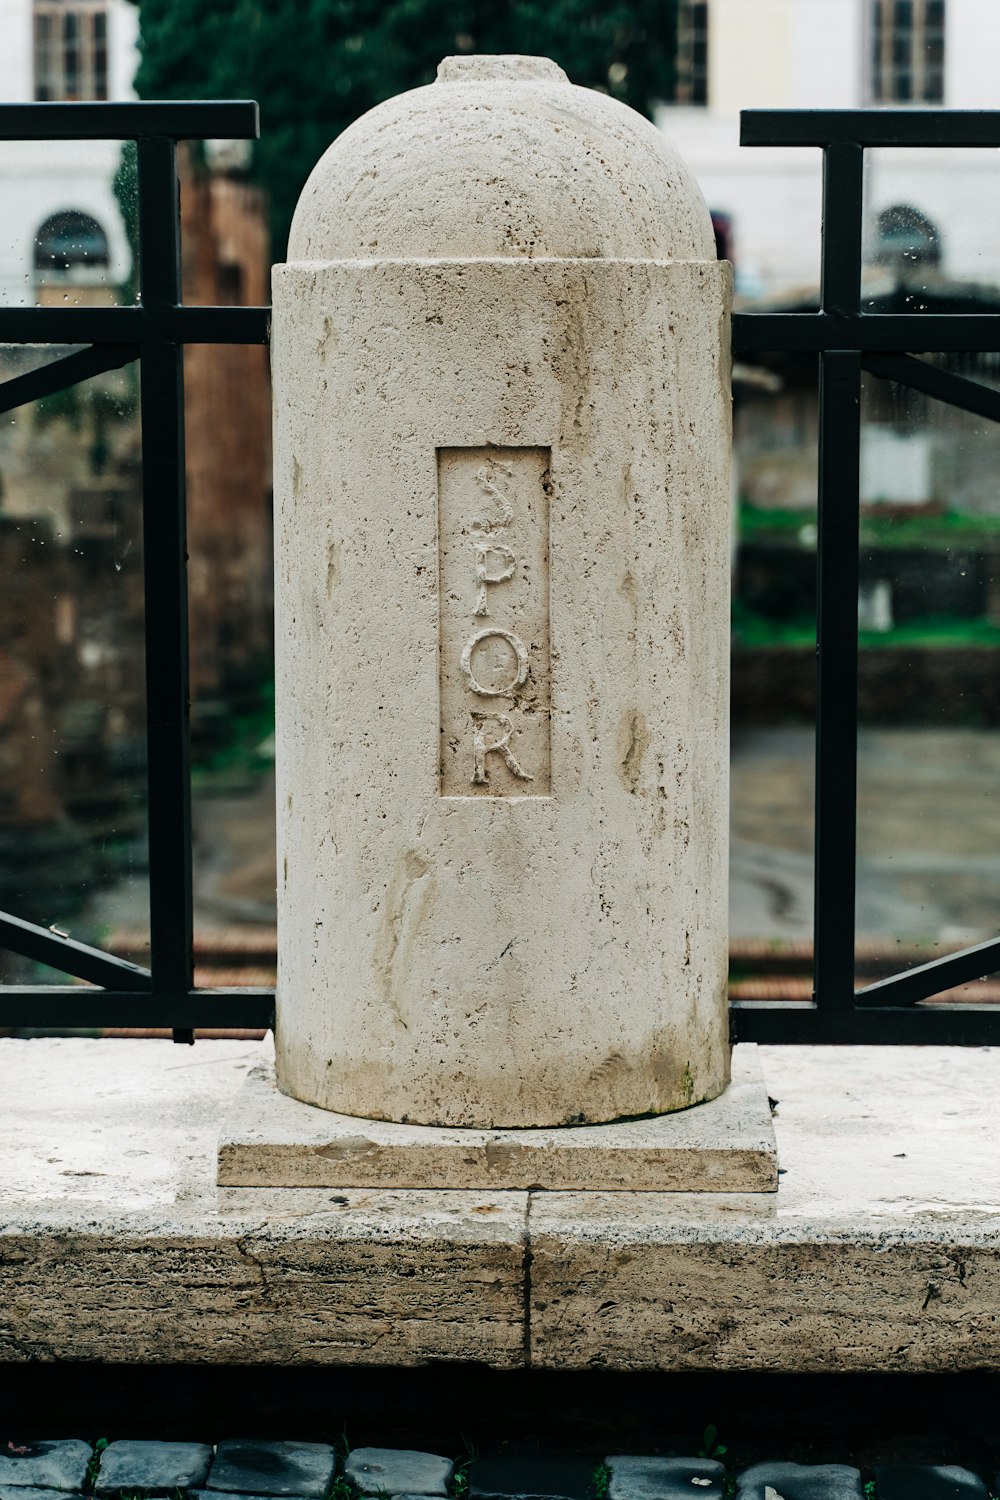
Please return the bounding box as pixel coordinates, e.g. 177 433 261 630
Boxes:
8 1039 1000 1372
218 1048 776 1191
874 1466 989 1499
0 1446 91 1494
0 1042 526 1369
344 1448 453 1496
607 1455 725 1500
207 1442 336 1498
95 1441 212 1494
0 1195 526 1367
289 54 713 264
734 1463 864 1500
528 1043 1000 1371
469 1457 596 1500
529 1189 1000 1370
273 54 731 1129
194 1492 313 1500
0 1490 81 1500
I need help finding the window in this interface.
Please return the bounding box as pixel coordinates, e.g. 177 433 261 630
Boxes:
871 0 945 104
676 0 709 106
871 203 942 270
34 1 109 101
34 211 110 279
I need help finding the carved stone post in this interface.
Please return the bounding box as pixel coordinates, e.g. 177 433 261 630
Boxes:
269 56 735 1140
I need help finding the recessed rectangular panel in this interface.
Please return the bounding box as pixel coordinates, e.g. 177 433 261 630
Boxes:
438 446 551 797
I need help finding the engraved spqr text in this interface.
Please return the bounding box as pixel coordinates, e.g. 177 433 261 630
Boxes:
438 447 551 796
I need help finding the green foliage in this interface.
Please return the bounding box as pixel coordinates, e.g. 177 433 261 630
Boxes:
451 1437 478 1500
191 678 275 784
132 0 680 252
112 139 139 303
85 1440 109 1494
591 1464 610 1500
325 1420 352 1500
34 384 83 431
698 1425 727 1462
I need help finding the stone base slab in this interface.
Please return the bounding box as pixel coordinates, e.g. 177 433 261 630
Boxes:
216 1044 777 1192
5 1040 1000 1371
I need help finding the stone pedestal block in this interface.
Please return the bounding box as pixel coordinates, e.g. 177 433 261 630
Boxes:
218 1045 775 1192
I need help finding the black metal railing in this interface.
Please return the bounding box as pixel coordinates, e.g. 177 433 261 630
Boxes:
0 102 272 1040
730 108 1000 1044
0 103 998 1044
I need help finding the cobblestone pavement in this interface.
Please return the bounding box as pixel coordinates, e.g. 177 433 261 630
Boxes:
0 1439 996 1500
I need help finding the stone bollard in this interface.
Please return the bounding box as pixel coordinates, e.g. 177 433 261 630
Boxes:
270 56 732 1136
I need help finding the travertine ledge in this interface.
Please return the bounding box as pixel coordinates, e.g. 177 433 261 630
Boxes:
217 1044 777 1192
4 1038 1000 1372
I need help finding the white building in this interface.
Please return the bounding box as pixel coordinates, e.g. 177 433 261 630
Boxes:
658 0 1000 298
0 0 138 306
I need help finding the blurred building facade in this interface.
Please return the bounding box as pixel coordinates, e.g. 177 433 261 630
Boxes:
660 0 1000 297
0 0 273 940
663 1 1000 736
0 0 138 305
180 151 273 710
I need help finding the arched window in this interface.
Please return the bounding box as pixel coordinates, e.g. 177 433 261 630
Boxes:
34 211 109 279
872 204 942 271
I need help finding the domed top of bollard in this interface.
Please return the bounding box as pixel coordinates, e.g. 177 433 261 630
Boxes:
286 54 715 263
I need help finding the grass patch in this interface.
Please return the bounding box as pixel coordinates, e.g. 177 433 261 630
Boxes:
732 600 1000 650
740 500 1000 551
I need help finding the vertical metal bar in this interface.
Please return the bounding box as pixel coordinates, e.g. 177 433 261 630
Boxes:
137 136 194 1044
813 350 862 1008
812 139 865 1011
820 142 864 316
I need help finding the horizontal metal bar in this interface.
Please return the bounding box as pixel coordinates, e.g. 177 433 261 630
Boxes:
730 1000 1000 1045
0 987 275 1029
855 935 1000 1009
0 101 259 141
741 109 1000 148
0 306 270 345
0 912 150 990
862 352 1000 422
0 343 137 416
733 312 1000 355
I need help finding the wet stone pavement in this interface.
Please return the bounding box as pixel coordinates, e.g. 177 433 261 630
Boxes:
0 1440 997 1500
72 725 1000 958
730 726 1000 940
